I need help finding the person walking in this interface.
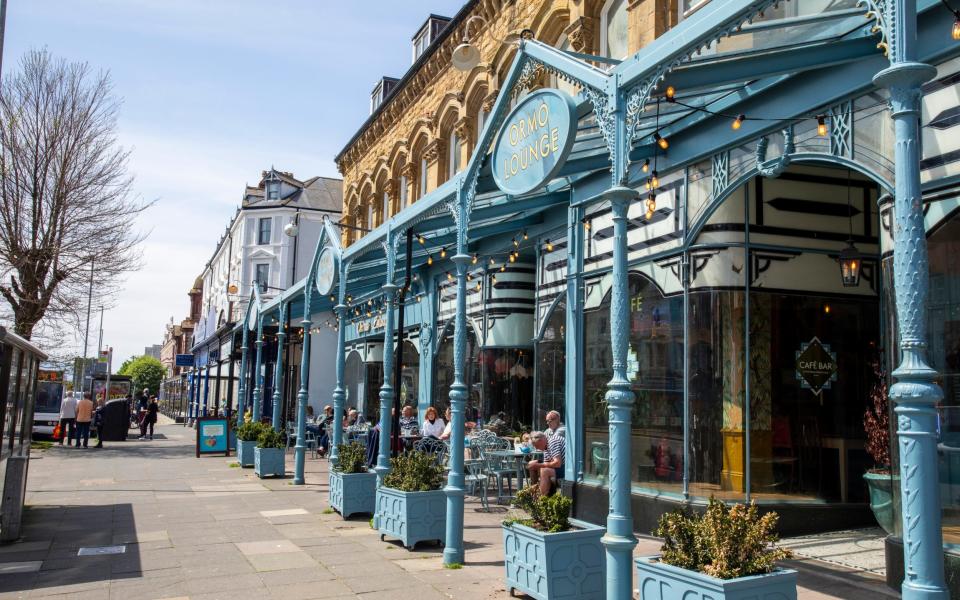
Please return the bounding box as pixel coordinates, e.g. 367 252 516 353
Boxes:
142 396 158 440
58 392 78 446
93 396 105 449
74 392 94 448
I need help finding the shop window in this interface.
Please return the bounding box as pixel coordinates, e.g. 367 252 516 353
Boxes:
258 217 272 245
582 274 684 489
399 173 409 207
536 299 566 426
432 323 479 421
398 341 420 409
344 351 365 418
381 191 389 225
420 158 429 198
480 348 534 432
601 0 629 60
365 360 383 424
448 131 460 177
913 213 960 550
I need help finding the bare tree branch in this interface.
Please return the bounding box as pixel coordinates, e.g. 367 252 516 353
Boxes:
0 49 150 340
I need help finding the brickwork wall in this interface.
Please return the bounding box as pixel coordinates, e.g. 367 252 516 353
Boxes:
336 0 675 247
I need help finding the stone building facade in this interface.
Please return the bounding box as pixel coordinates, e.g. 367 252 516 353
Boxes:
335 0 676 247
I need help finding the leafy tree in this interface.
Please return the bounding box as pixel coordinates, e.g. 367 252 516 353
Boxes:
118 355 165 396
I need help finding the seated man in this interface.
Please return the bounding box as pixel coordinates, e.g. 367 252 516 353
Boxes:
527 430 565 495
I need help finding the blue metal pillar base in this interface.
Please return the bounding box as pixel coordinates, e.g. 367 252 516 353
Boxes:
443 254 471 566
293 316 313 486
330 278 349 466
601 188 639 600
874 60 948 599
373 282 398 529
272 303 287 432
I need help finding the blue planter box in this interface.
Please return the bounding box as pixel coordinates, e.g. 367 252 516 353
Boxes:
237 440 256 467
329 470 376 518
254 447 285 478
635 556 797 600
502 518 605 600
376 486 446 550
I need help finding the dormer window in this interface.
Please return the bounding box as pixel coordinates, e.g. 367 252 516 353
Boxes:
370 77 399 115
266 178 280 200
411 15 451 63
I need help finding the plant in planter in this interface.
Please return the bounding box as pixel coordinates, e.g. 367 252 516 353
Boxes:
253 427 286 478
376 450 446 550
636 498 796 600
329 442 376 518
863 357 896 534
236 422 265 468
502 485 605 599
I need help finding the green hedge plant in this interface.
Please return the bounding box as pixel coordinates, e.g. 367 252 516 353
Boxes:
256 428 285 450
237 421 266 442
333 442 368 474
382 450 444 492
504 485 572 533
653 497 792 579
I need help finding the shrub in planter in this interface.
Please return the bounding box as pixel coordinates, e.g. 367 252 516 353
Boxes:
636 498 796 600
863 357 897 534
329 442 376 518
236 422 265 467
377 450 446 549
254 428 285 478
501 486 605 599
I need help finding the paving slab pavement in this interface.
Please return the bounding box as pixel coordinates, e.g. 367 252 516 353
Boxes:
0 423 900 599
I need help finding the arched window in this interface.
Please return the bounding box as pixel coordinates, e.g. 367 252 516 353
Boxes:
601 0 629 60
536 298 566 425
419 157 429 198
344 351 364 413
381 191 389 225
433 322 479 419
448 130 461 176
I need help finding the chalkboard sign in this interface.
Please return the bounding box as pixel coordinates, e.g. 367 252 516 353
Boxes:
196 416 231 457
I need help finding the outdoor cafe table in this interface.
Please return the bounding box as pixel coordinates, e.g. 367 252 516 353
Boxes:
485 449 544 493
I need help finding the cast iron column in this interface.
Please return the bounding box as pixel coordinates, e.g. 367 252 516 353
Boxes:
443 251 470 566
874 0 947 593
252 316 265 421
330 268 349 466
236 326 249 427
272 302 287 431
293 312 312 484
202 362 210 418
603 186 640 599
374 283 398 488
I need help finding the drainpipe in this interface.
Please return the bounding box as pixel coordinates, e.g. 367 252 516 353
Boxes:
392 228 413 458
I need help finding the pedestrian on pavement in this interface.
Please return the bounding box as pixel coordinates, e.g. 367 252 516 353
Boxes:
93 397 105 448
140 396 158 440
58 392 78 446
75 392 94 448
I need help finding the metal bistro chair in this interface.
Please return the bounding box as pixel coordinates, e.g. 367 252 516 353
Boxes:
285 421 297 451
464 439 490 511
413 437 449 467
481 437 516 504
304 430 318 459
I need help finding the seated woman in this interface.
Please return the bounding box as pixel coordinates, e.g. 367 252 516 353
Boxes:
421 406 445 439
439 407 453 440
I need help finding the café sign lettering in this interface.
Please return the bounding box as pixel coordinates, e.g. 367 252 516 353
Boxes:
357 316 385 334
492 89 577 196
795 337 838 396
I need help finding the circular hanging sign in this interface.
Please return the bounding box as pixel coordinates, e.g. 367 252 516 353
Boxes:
315 247 337 297
492 89 578 196
246 303 258 332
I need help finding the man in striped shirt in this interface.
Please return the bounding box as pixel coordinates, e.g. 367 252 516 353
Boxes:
527 430 565 495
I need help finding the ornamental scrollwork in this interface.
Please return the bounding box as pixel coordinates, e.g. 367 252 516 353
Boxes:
855 0 891 58
756 126 796 178
582 86 617 175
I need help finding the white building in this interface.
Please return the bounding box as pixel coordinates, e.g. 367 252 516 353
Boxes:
189 169 342 420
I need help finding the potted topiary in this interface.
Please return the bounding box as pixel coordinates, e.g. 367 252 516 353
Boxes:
376 450 446 550
863 357 896 534
329 442 376 518
236 421 264 467
502 486 605 599
636 498 796 600
254 427 285 478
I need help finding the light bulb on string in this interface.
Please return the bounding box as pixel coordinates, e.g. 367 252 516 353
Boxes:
472 254 478 265
954 11 960 40
427 254 433 266
654 132 669 150
512 237 519 248
475 281 481 291
467 272 473 282
732 114 745 130
545 239 554 252
651 171 660 188
583 219 591 231
491 274 497 285
489 257 496 266
817 115 828 137
447 272 453 282
418 234 425 245
509 253 516 263
522 230 528 241
440 247 447 259
642 158 650 173
665 85 676 101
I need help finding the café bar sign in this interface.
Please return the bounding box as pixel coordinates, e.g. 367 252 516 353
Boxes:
492 89 577 196
795 337 838 396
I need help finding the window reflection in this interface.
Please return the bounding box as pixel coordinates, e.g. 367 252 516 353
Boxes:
536 299 566 426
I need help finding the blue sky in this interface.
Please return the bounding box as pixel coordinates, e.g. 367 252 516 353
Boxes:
5 0 467 364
